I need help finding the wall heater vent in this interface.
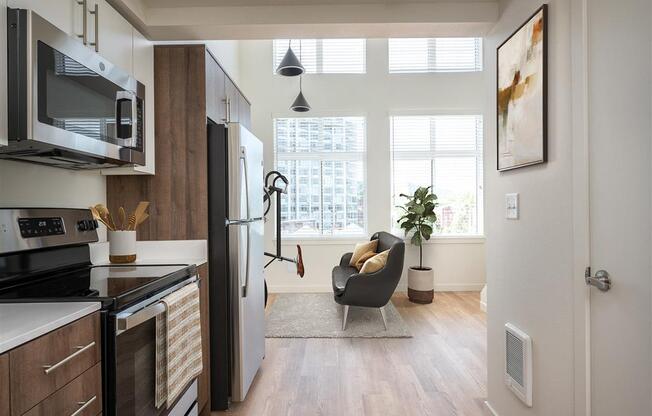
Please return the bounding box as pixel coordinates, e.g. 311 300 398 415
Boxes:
504 323 532 407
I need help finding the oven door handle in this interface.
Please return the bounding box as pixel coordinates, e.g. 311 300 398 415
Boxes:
117 301 166 331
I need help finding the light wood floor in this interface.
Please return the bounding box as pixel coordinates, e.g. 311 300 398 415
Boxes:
215 292 488 416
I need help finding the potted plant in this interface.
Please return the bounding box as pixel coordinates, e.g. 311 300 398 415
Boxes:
397 186 438 304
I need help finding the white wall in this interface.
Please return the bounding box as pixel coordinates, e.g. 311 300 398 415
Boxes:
0 160 107 237
238 38 486 293
484 1 575 415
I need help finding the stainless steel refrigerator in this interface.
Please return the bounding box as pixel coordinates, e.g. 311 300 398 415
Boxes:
207 122 265 410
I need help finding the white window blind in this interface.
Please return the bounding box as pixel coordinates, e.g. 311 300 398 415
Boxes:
391 115 483 236
388 38 483 73
275 117 367 237
273 39 366 74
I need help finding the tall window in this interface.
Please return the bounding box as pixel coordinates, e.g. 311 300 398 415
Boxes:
388 38 483 73
391 115 483 236
273 39 366 74
275 117 367 237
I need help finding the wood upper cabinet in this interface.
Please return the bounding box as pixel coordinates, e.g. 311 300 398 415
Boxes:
206 54 227 124
0 354 9 416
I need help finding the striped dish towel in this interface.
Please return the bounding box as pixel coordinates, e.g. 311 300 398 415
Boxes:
155 283 203 408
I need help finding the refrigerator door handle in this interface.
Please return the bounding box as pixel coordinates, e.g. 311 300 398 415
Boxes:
240 146 250 220
242 222 250 298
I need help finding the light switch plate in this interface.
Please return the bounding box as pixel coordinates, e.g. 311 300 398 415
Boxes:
506 193 519 219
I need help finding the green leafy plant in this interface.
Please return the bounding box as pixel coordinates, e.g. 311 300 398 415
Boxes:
396 186 438 270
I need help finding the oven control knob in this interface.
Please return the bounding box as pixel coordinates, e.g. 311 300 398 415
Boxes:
77 220 88 231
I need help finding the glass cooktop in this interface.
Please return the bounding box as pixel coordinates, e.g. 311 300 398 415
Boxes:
0 264 196 309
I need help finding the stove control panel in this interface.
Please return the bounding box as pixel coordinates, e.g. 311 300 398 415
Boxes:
18 217 65 238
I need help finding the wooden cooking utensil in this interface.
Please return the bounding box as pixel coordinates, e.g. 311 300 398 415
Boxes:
127 214 137 231
136 213 149 227
132 201 150 227
95 204 116 231
118 207 126 231
89 206 113 231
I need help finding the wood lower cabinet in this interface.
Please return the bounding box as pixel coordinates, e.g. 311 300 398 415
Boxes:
22 363 102 416
3 312 102 416
197 263 211 414
9 312 101 416
0 354 9 416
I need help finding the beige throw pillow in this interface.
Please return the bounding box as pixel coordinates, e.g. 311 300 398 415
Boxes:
359 250 390 274
354 251 377 270
349 240 378 268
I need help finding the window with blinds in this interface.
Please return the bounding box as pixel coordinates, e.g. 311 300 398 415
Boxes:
388 38 483 73
275 117 367 238
391 115 483 236
273 39 366 74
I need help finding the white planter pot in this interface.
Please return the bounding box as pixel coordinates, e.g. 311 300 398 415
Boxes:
108 230 137 263
407 266 434 304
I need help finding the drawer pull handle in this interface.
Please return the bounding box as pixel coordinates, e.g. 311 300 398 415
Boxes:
70 395 97 416
42 341 96 375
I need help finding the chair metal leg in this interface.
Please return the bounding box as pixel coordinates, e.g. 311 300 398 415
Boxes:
342 305 350 331
379 306 388 330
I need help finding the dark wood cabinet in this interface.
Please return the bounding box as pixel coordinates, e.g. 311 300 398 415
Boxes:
10 312 101 416
0 354 9 416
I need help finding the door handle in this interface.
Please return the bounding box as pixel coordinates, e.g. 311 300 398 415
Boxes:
89 3 99 52
76 0 88 45
70 395 97 416
585 268 611 292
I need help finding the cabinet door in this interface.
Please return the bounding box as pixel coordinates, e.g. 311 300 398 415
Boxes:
225 77 240 124
238 94 251 130
0 353 8 416
8 0 79 37
206 54 226 124
91 0 133 73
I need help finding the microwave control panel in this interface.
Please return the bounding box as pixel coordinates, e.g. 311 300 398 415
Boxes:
17 217 65 238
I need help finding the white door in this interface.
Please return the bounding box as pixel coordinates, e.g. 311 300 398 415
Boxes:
584 0 651 414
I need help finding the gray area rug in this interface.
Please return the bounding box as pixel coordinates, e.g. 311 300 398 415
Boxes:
266 293 412 338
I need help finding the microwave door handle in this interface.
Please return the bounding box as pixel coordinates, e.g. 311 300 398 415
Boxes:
116 91 137 148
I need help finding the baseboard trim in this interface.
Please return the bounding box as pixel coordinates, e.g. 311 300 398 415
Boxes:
269 283 485 294
484 401 499 416
398 283 486 292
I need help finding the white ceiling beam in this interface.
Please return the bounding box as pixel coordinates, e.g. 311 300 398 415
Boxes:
110 2 499 39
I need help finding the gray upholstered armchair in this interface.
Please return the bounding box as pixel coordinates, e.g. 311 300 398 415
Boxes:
331 232 405 330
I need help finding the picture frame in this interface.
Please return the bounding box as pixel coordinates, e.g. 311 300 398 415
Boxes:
496 4 548 172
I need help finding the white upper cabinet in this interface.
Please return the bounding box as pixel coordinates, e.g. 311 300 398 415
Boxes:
7 0 80 38
103 27 155 175
90 0 133 74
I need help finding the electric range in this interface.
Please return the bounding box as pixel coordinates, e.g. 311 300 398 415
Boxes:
0 208 200 416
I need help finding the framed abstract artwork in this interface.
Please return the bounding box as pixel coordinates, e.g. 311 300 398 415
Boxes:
497 4 548 171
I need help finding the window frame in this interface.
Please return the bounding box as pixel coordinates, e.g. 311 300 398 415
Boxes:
388 37 483 73
273 114 369 240
390 111 484 238
272 39 367 74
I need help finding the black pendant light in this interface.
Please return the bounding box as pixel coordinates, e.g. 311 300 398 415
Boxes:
276 40 305 76
291 76 311 112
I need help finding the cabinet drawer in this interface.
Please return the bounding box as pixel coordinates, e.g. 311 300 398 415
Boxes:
23 363 102 416
9 312 101 416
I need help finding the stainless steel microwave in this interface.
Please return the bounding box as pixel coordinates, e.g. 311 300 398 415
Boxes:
0 8 145 169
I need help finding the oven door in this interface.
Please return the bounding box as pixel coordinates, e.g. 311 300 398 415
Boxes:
108 278 199 416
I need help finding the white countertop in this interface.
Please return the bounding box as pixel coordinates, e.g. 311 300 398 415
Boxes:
0 302 101 354
90 240 208 267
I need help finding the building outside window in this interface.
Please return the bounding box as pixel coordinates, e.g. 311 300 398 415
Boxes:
274 117 366 238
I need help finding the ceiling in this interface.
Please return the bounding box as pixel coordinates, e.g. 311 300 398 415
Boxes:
143 0 495 7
